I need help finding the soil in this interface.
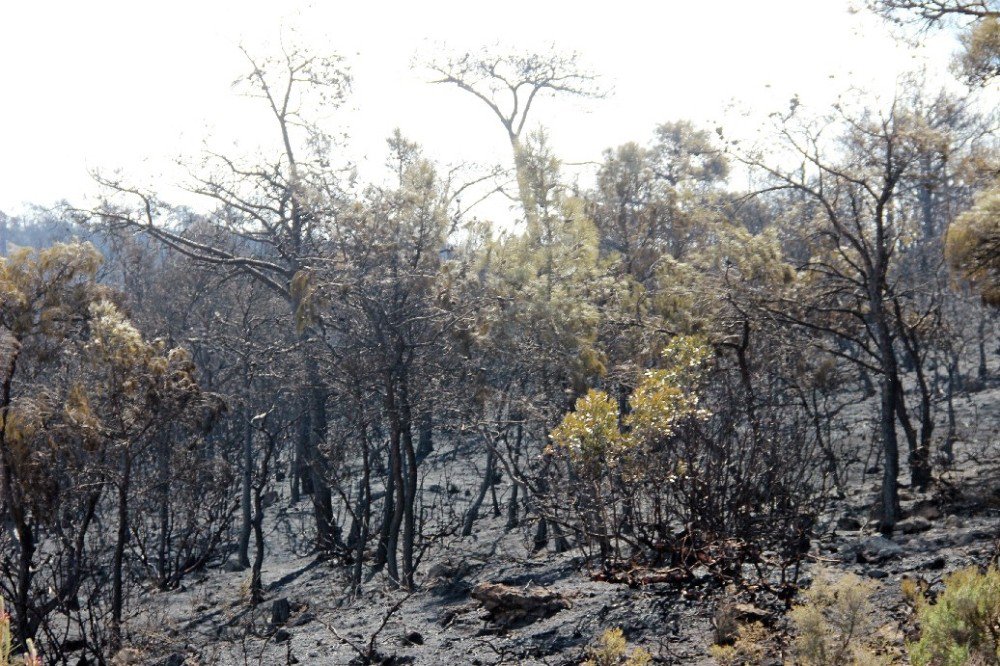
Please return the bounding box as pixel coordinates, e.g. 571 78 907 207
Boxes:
113 375 1000 666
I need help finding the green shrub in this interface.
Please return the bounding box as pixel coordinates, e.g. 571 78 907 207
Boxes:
708 621 769 665
908 566 1000 666
583 627 652 666
789 570 889 666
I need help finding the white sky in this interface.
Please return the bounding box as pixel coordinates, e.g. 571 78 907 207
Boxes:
0 0 972 224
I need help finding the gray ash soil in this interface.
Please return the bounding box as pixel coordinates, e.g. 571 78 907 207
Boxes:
116 380 1000 666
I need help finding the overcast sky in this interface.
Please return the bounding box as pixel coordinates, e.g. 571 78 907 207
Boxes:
0 0 968 223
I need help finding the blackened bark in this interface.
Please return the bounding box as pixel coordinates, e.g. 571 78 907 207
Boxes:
399 373 418 589
384 380 404 586
462 447 496 536
506 422 523 529
111 449 132 652
238 412 253 569
352 427 372 593
416 412 433 464
305 375 337 554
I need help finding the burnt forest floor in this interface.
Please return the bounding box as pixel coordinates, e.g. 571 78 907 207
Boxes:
113 374 1000 666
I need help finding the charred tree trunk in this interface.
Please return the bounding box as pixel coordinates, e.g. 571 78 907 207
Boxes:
111 448 132 653
893 298 934 490
506 422 523 529
352 425 372 593
294 404 311 500
238 411 253 569
12 519 34 648
383 379 405 586
250 488 266 606
462 447 496 536
873 308 902 533
399 371 418 590
942 355 959 466
156 432 171 585
373 444 394 574
0 351 35 645
249 424 276 606
305 373 337 555
416 412 433 464
978 312 990 379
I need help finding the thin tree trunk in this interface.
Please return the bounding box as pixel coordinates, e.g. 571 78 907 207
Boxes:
416 412 433 464
294 405 311 500
399 372 418 589
462 448 496 536
111 448 132 653
942 356 958 466
250 487 266 605
352 428 372 593
893 298 933 490
373 446 394 573
306 381 337 554
978 312 990 379
12 519 33 647
238 413 253 569
156 433 171 585
894 388 932 490
384 380 404 586
506 422 523 529
874 308 903 533
249 420 276 606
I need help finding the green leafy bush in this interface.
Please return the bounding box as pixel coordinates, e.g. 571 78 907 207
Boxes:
908 566 1000 666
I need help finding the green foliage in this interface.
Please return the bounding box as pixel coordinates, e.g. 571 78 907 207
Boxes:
651 120 729 187
0 242 206 466
583 628 652 666
946 181 1000 306
549 335 711 469
908 566 1000 666
0 241 211 652
790 570 889 666
549 389 624 472
626 335 711 443
486 131 610 394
